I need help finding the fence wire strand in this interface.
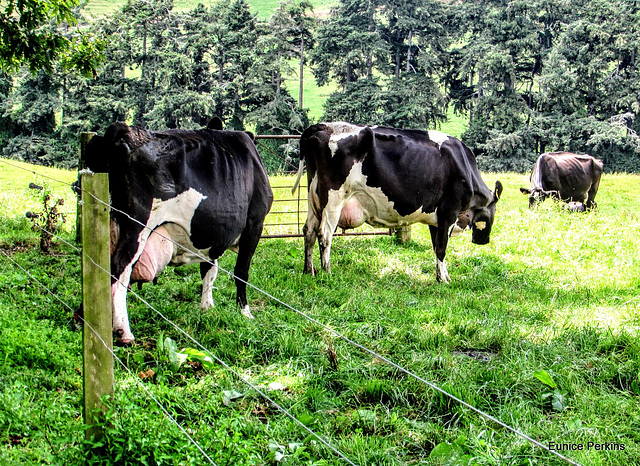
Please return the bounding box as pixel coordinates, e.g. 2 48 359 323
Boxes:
21 226 359 466
0 249 218 466
1 157 582 466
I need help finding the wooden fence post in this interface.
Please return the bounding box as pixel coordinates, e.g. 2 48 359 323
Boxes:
76 132 96 242
81 172 113 442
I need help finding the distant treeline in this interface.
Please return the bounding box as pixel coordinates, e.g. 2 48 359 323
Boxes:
1 0 639 172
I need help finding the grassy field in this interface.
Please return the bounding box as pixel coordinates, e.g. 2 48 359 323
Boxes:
1 158 639 464
83 0 336 20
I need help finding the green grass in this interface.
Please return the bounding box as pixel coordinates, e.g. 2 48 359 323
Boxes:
1 159 639 464
83 0 336 20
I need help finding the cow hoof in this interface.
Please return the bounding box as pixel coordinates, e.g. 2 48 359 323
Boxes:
241 305 255 319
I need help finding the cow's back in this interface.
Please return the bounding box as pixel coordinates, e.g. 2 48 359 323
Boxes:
536 152 602 197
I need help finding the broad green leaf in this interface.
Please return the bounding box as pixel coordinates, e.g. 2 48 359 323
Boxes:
222 389 244 406
296 413 316 426
533 370 558 389
178 347 215 370
429 442 454 458
164 337 186 370
552 390 568 412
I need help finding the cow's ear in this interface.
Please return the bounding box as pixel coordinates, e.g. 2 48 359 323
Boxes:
494 180 503 200
519 187 531 195
104 121 130 145
244 131 255 141
207 116 224 130
456 210 472 230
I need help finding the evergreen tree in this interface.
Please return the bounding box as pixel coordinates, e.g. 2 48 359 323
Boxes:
311 0 387 87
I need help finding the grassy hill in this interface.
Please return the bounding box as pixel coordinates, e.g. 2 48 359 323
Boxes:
83 0 335 20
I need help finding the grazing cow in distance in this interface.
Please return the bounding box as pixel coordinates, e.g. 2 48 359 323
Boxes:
293 122 503 283
520 152 604 210
84 117 273 345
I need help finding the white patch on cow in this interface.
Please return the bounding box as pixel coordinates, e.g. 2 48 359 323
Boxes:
325 121 362 135
427 130 450 148
241 305 254 319
164 226 210 265
328 127 363 158
111 282 133 342
475 221 487 231
112 188 207 342
307 174 322 215
436 258 450 283
148 189 207 233
200 260 218 310
324 162 438 231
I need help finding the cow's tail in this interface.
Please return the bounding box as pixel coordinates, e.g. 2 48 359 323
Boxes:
532 155 544 192
291 158 305 195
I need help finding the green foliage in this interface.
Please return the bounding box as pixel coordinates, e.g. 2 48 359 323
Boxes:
2 0 640 172
0 0 103 76
2 164 640 464
534 370 569 412
429 435 473 465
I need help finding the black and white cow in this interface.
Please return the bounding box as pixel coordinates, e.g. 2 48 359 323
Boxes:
293 122 503 283
85 118 273 344
520 152 604 209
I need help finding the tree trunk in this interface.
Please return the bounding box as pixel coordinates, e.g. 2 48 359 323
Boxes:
406 30 413 73
299 37 304 109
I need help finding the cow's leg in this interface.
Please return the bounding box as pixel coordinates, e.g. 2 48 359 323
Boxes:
303 212 320 275
112 265 135 344
111 221 155 345
318 206 342 274
429 224 451 283
233 219 266 319
200 260 219 310
585 182 600 210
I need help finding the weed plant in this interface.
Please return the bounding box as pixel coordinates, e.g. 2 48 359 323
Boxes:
1 159 639 465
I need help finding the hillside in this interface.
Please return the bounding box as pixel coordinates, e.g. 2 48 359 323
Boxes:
81 0 468 134
83 0 336 20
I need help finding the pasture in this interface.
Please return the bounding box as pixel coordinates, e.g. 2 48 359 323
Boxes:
1 157 639 464
82 0 337 21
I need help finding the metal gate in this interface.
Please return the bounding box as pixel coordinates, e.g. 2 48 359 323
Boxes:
255 135 398 240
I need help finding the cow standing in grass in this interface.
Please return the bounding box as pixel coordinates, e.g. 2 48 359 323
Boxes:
520 152 604 210
293 122 503 283
85 118 273 345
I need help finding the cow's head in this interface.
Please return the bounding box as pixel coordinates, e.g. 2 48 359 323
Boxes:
520 186 544 208
519 187 559 208
470 180 503 245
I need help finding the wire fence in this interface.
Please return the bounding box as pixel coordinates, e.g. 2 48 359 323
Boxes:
0 157 582 466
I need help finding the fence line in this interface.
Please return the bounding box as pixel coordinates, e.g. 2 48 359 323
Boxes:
0 249 218 466
22 226 359 466
78 187 581 466
1 157 581 465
